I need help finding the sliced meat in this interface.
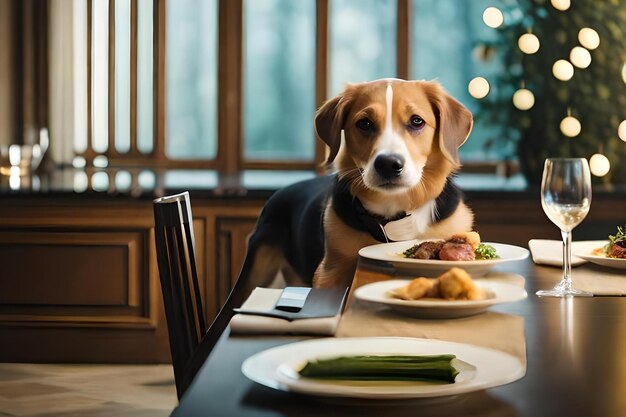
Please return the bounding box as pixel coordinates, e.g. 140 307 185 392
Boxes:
412 241 444 259
608 243 626 259
439 242 475 261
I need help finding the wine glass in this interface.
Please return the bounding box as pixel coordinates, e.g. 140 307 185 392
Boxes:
537 158 593 297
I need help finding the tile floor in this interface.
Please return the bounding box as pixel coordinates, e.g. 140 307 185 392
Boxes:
0 363 176 416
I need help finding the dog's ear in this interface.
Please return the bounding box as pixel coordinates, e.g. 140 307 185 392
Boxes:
315 92 351 165
423 82 473 166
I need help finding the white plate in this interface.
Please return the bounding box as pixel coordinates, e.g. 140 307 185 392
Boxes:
242 337 525 399
353 279 527 319
572 240 626 270
358 241 529 277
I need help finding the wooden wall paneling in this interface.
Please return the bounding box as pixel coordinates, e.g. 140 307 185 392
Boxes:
0 200 172 362
194 204 261 321
0 197 266 363
0 230 152 327
216 216 257 302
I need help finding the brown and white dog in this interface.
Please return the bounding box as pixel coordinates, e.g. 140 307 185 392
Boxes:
238 79 474 290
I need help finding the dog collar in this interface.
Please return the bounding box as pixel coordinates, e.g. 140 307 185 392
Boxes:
331 175 463 243
353 198 409 243
331 177 408 243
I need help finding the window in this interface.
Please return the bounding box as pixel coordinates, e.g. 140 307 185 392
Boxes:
166 0 216 160
243 0 316 162
329 0 397 96
411 0 506 162
58 0 506 173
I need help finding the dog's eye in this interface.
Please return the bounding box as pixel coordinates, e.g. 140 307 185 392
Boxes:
356 118 374 132
409 115 425 129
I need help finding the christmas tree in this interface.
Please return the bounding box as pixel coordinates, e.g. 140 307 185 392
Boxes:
472 0 626 185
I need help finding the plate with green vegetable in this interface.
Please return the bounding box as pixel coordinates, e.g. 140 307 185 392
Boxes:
241 337 525 399
359 240 529 277
572 242 626 270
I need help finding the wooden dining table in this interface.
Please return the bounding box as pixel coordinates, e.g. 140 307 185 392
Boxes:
171 257 626 417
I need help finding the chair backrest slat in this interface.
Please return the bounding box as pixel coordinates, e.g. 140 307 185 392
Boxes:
153 192 206 399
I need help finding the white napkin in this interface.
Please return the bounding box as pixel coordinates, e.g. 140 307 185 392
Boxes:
229 288 341 336
528 239 586 267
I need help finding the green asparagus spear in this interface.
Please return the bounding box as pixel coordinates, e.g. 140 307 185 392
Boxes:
298 354 459 383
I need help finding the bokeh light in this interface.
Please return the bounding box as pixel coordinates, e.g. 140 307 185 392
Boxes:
589 153 610 177
483 7 504 28
569 46 591 69
518 33 540 54
468 77 490 99
550 0 571 11
560 116 581 137
512 89 535 110
618 120 626 142
552 59 574 81
578 28 600 50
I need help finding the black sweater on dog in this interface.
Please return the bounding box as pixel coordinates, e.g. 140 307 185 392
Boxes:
247 174 462 284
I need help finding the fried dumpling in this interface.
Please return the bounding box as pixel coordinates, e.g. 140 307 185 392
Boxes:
438 267 483 300
390 277 436 300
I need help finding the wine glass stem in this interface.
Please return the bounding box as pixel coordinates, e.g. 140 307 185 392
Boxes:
561 229 573 290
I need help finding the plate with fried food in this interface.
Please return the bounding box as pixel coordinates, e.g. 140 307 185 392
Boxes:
358 232 529 277
354 268 527 319
572 227 626 270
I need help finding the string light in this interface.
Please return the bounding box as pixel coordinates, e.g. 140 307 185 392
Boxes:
512 88 535 110
483 7 504 28
560 117 581 137
550 0 571 11
589 154 610 177
518 33 540 54
570 46 592 69
578 28 600 50
552 60 574 81
468 77 490 99
618 120 626 142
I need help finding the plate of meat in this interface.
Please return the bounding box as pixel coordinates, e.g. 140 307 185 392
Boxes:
572 244 626 270
572 227 626 270
358 232 529 277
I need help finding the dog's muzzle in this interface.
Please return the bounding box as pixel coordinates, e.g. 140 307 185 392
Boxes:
374 153 405 181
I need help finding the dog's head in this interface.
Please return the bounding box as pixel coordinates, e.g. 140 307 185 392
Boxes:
315 79 472 203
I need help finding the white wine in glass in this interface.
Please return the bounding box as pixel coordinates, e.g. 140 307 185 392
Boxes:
537 158 593 297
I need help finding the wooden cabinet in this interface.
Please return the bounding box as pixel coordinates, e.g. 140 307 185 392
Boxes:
0 188 623 363
0 197 263 363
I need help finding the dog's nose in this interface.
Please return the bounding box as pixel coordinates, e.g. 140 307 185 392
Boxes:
374 154 405 180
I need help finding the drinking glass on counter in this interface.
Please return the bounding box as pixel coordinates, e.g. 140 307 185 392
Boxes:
537 158 593 297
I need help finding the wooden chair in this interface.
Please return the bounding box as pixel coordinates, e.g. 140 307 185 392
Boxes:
153 191 253 400
153 192 206 399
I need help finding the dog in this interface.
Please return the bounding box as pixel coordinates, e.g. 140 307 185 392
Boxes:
237 79 474 290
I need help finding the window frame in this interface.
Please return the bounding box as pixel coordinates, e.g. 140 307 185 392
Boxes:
78 0 508 175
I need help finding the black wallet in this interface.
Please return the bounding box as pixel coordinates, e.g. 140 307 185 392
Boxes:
233 286 349 321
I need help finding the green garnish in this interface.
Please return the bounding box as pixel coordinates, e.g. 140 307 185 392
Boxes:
402 244 420 258
475 243 498 260
298 354 459 383
604 226 626 254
